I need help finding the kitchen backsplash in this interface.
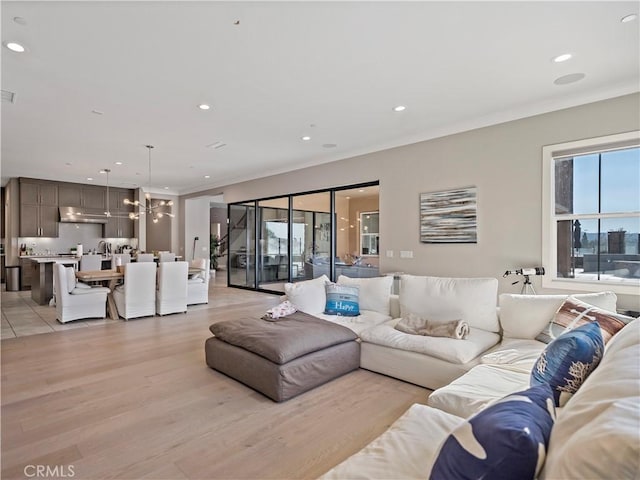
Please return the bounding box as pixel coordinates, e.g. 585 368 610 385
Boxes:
19 223 136 255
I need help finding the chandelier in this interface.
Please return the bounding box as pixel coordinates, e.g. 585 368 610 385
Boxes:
124 145 174 223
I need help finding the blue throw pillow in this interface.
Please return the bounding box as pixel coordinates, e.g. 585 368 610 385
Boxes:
430 384 556 480
531 321 604 407
324 283 360 316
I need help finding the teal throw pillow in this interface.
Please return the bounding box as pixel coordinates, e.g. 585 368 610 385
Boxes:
324 283 360 316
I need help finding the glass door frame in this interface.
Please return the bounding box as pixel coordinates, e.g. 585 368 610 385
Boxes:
227 181 379 294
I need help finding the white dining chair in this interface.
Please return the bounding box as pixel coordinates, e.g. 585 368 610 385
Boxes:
110 253 131 270
136 253 154 262
113 262 156 320
53 264 110 323
156 261 189 315
158 252 176 263
80 254 103 271
187 258 210 305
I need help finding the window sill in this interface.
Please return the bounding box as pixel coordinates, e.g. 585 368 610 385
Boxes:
542 277 640 296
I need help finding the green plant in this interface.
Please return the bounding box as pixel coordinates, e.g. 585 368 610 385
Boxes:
210 234 221 269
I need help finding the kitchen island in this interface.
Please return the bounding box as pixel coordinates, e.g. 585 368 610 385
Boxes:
27 257 79 305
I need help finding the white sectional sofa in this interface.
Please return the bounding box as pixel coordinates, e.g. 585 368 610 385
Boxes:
281 274 638 478
286 274 505 389
322 316 640 479
427 291 619 418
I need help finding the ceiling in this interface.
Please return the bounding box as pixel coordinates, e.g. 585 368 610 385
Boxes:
2 1 638 195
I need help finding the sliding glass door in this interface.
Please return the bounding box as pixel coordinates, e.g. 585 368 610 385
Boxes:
258 198 289 292
292 192 331 282
228 203 256 289
227 182 379 293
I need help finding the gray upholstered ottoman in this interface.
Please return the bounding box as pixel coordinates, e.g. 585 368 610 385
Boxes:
205 312 360 402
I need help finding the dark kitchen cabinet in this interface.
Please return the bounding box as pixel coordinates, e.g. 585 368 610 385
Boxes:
19 179 59 237
105 189 135 238
58 184 105 209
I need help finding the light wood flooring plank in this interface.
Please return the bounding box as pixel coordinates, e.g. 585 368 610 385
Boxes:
2 279 429 479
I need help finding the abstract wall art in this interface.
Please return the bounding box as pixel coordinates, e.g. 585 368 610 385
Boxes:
420 186 477 243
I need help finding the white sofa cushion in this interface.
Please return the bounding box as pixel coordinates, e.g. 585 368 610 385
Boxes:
542 318 639 479
499 291 617 340
314 310 391 336
399 275 499 333
360 319 500 364
337 275 393 315
320 403 462 480
428 363 533 418
283 275 329 315
481 338 546 370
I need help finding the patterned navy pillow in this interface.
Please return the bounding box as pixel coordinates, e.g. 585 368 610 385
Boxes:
430 383 556 480
324 283 360 316
531 321 604 407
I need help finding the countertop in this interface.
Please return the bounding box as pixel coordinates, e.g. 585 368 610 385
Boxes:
20 256 80 264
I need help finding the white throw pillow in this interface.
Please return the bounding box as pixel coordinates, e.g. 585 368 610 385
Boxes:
399 275 499 332
65 267 77 293
283 275 329 315
499 291 618 340
337 275 393 315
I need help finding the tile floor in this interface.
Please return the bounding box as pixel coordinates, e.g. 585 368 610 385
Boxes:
1 288 120 339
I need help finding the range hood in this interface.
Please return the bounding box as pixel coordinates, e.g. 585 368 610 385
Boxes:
59 207 109 224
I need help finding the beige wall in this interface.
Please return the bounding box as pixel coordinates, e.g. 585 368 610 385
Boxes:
185 93 640 309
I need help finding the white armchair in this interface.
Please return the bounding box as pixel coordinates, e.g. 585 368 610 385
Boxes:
54 263 110 323
156 261 189 315
110 253 131 270
188 258 210 305
158 252 176 263
113 262 156 320
80 254 103 271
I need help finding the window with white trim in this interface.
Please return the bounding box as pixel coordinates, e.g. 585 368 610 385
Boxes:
542 131 640 295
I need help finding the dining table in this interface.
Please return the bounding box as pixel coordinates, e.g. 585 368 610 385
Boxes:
75 269 124 320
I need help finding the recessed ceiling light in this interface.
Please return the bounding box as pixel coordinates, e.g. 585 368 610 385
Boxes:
358 189 365 192
115 161 123 165
345 196 351 199
4 42 25 53
198 104 211 110
393 105 406 112
301 136 311 141
13 17 27 26
552 53 572 63
554 73 586 85
87 177 94 181
99 170 107 174
621 13 637 23
204 175 210 179
164 186 169 190
322 143 337 149
65 162 72 166
206 141 226 149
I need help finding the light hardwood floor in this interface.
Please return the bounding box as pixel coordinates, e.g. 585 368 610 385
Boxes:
1 276 429 479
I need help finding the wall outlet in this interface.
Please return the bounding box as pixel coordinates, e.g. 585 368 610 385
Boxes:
386 250 394 258
400 250 413 259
